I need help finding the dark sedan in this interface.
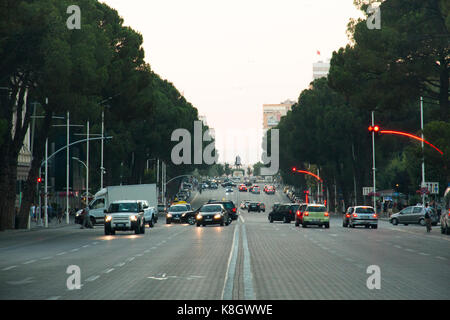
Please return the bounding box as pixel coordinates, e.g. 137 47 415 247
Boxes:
196 204 230 227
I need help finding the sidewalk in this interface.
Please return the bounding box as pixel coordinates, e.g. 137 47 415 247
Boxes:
2 216 77 234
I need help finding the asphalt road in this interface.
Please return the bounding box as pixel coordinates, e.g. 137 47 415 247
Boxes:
0 186 449 300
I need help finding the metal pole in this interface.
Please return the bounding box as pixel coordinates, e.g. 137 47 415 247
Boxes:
86 120 89 205
420 97 425 206
66 111 70 224
38 167 42 226
101 110 104 189
372 111 376 213
44 138 48 228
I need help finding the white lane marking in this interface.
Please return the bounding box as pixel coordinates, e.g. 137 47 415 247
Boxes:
394 245 402 249
40 256 53 260
104 268 115 274
241 224 256 300
85 275 100 282
2 266 17 271
56 252 67 256
144 249 150 253
114 262 125 267
239 215 245 223
127 257 135 262
136 253 143 257
419 252 430 256
82 245 90 248
70 248 79 252
222 222 240 300
436 256 447 261
6 277 34 285
92 242 99 245
23 260 37 265
46 296 61 300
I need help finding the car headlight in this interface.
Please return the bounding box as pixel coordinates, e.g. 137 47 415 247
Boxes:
214 213 222 219
196 213 203 220
130 215 138 221
167 213 172 218
105 215 112 222
182 213 186 217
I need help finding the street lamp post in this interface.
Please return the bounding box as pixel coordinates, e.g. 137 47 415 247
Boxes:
72 157 88 205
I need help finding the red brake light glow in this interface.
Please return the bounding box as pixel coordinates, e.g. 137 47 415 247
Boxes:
304 212 309 216
353 213 358 218
346 214 350 218
324 212 329 217
296 210 301 216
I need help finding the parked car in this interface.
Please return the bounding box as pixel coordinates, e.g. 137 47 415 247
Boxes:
389 205 438 226
343 206 378 229
196 204 230 227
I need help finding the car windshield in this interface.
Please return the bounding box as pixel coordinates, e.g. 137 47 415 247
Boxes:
201 205 222 212
355 207 375 214
169 206 187 212
306 206 327 212
109 203 138 213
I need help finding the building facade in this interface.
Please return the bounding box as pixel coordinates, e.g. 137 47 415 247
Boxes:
313 60 330 80
262 99 296 133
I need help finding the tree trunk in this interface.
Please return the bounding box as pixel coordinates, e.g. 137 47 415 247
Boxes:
0 148 16 230
17 109 53 229
439 59 448 122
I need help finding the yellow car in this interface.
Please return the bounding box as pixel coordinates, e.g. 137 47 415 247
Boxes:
301 204 330 228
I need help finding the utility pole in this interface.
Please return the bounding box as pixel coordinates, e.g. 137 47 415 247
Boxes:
86 120 89 204
44 139 48 228
420 97 426 206
371 111 377 213
101 110 104 189
66 111 70 224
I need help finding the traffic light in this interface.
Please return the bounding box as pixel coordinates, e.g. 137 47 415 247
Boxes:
368 125 381 135
292 167 297 172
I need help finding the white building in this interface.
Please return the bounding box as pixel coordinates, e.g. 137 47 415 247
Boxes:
313 60 330 80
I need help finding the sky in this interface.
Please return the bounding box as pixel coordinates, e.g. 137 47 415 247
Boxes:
101 0 364 166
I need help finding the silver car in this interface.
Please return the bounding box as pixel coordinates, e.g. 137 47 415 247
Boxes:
344 206 378 229
389 206 438 226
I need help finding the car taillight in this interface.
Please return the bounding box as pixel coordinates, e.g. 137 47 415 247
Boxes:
373 214 378 218
232 208 236 213
304 212 309 216
324 212 329 217
346 214 350 218
296 210 301 216
289 210 292 214
353 213 358 218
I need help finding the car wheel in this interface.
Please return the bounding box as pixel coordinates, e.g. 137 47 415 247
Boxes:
404 224 408 226
104 227 110 235
269 216 273 223
441 225 445 234
392 218 398 225
187 216 196 225
110 229 115 235
141 222 145 234
166 219 171 224
135 225 140 235
196 223 201 227
419 218 425 226
90 217 96 226
365 225 370 228
295 220 299 227
148 219 154 228
325 223 330 229
372 225 378 229
220 221 224 226
202 223 206 227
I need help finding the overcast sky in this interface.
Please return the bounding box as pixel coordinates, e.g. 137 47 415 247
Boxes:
101 0 364 166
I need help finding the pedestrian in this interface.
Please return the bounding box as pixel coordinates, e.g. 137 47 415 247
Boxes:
388 201 393 217
30 203 36 221
80 209 93 229
383 201 387 216
424 203 432 233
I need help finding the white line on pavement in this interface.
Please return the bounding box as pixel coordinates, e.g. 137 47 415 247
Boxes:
222 222 240 300
104 268 115 274
56 252 67 256
115 262 125 267
40 256 53 260
436 256 447 260
418 252 430 256
2 266 17 271
46 296 61 300
70 248 79 252
23 260 36 265
85 275 100 282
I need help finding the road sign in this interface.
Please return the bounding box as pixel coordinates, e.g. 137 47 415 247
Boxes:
363 187 374 196
424 182 439 195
